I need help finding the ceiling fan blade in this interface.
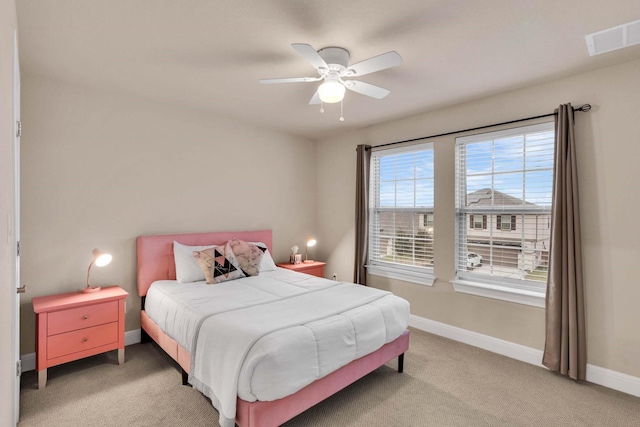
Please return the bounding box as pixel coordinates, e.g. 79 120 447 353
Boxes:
345 80 391 99
344 51 403 77
259 76 322 84
309 90 321 105
291 43 328 70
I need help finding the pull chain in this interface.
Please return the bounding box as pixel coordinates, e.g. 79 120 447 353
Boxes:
317 99 345 121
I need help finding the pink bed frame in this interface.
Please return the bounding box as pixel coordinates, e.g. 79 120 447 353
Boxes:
137 230 410 427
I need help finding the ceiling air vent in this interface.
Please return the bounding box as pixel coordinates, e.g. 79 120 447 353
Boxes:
586 19 640 56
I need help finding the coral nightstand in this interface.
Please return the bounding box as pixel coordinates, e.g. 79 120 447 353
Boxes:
32 286 128 389
276 261 326 278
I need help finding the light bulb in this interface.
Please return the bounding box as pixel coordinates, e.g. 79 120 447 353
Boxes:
318 80 345 104
95 253 112 267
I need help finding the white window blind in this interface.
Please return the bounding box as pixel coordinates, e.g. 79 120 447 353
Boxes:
369 143 434 281
455 122 554 293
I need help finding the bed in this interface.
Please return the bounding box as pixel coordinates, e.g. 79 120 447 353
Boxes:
137 230 410 427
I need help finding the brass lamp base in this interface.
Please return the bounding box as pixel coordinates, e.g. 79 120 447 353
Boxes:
303 260 314 263
81 286 102 293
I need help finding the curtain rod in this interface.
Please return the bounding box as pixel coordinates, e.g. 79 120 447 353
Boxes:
365 104 591 151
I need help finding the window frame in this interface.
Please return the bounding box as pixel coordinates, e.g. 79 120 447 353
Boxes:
470 214 487 230
367 143 435 287
453 122 554 306
420 213 435 228
497 214 515 231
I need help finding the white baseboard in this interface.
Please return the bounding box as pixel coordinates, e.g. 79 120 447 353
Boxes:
21 329 142 373
409 314 545 367
586 363 640 398
125 329 141 346
21 352 35 373
409 314 640 397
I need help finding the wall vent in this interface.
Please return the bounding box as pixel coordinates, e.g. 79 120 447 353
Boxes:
585 19 640 56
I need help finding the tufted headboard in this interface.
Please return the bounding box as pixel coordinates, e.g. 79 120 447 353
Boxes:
136 230 273 297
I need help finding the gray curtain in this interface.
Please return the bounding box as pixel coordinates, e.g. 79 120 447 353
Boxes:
354 145 371 285
542 103 586 380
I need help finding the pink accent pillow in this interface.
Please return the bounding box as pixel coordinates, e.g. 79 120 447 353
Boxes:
193 243 245 284
228 239 264 276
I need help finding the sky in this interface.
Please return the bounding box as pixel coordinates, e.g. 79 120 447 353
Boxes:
377 129 554 208
378 149 434 207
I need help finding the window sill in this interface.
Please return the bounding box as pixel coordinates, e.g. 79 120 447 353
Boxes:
451 278 545 308
366 264 435 287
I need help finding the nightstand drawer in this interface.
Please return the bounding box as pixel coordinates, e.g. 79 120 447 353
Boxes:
300 266 323 277
276 261 326 278
48 301 118 335
47 322 118 359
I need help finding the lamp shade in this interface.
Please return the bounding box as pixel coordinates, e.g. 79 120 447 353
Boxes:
94 250 112 267
84 248 112 293
306 239 317 248
318 80 345 104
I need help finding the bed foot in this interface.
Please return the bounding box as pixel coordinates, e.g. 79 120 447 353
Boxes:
181 368 189 386
398 353 404 373
140 327 151 344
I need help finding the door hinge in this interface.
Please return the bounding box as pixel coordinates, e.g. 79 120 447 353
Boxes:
17 240 20 256
16 360 21 377
16 120 21 138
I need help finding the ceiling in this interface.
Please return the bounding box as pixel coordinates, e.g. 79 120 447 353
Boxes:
16 0 640 140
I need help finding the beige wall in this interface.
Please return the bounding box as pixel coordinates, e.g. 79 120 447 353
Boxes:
17 46 640 383
317 59 640 378
1 1 18 424
19 76 318 354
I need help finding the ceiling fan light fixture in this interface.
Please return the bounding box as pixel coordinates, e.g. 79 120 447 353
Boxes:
259 43 403 108
318 80 345 103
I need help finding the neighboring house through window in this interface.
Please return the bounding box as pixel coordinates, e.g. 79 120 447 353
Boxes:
368 143 435 286
454 122 554 306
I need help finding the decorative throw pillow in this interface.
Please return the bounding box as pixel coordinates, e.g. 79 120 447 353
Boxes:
228 238 264 276
250 242 278 272
173 241 217 283
193 243 245 284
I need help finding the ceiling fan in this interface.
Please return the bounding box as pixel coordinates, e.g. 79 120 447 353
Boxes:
259 43 403 114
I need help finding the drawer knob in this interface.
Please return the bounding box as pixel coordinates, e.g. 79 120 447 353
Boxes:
82 338 88 343
82 315 89 320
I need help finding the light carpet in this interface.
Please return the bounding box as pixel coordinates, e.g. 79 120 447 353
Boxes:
19 328 640 426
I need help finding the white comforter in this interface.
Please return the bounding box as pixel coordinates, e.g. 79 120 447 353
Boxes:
145 269 409 427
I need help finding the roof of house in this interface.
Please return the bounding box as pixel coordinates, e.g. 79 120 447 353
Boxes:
467 189 538 207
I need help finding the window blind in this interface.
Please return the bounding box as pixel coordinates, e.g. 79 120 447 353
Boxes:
369 143 434 271
455 122 554 290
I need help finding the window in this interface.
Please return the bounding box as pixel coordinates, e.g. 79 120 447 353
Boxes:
368 143 435 286
419 213 434 229
470 214 486 230
498 214 515 231
454 122 554 305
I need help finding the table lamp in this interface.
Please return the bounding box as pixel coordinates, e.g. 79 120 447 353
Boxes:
83 248 112 293
304 239 316 263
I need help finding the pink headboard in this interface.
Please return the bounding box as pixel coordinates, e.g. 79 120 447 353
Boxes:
136 230 273 297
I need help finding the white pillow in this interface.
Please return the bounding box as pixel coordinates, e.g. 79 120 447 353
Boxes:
250 242 278 272
173 241 217 283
